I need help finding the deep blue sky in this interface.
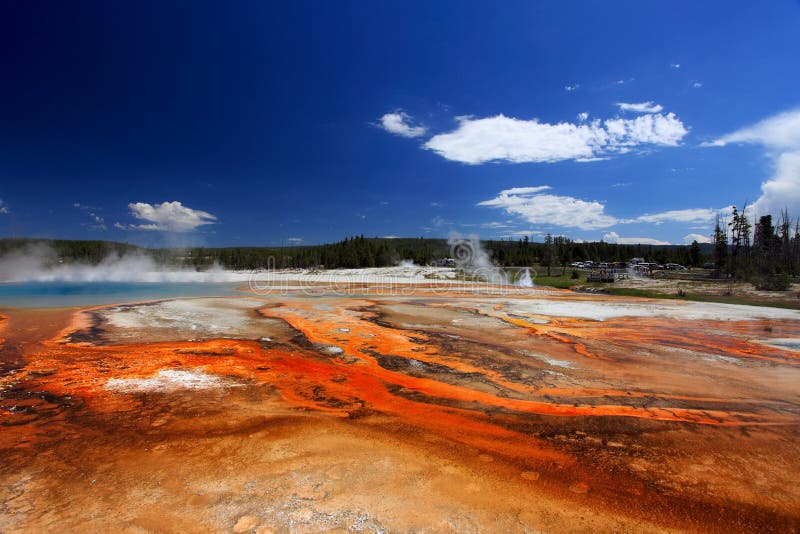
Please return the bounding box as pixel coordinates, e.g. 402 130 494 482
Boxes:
1 1 799 246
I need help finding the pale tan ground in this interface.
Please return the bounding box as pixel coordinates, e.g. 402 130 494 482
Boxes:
614 276 800 301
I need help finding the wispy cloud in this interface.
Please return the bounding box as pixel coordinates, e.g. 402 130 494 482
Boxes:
670 63 681 69
480 221 512 229
73 202 106 230
377 111 427 138
73 202 102 211
493 229 545 239
121 201 217 232
498 186 552 195
0 199 8 214
626 207 721 225
603 231 670 245
704 107 800 217
564 84 580 92
423 111 687 164
431 215 451 227
616 101 664 114
82 212 106 231
609 78 635 87
692 81 703 88
287 237 304 244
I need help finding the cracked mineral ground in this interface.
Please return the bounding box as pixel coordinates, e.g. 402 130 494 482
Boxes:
1 285 799 532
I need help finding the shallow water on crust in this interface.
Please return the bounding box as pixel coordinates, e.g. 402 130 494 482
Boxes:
0 281 244 308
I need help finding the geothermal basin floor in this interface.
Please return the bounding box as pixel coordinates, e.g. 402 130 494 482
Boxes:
1 286 799 532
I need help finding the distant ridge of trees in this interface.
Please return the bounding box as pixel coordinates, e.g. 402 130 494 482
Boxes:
0 235 710 271
182 236 710 271
713 206 800 290
0 238 142 264
5 226 796 290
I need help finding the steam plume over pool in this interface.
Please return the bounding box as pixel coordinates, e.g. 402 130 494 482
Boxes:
447 234 508 284
0 244 246 283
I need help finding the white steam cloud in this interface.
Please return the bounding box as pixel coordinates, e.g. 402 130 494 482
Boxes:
447 234 508 285
0 244 245 283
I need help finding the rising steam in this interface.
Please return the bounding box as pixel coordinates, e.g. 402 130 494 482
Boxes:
516 268 534 287
0 244 243 283
447 234 508 284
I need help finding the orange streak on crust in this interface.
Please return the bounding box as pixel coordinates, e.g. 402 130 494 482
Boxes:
0 313 7 345
9 296 795 448
258 301 790 427
14 336 571 466
480 306 800 367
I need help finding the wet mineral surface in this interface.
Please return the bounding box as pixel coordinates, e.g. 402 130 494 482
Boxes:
1 288 799 532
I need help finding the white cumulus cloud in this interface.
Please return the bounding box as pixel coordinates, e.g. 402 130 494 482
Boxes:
126 201 217 232
708 108 800 150
616 101 664 114
378 111 427 138
603 113 686 147
424 111 687 165
479 186 730 234
705 108 800 218
683 233 711 244
477 186 617 230
603 231 671 245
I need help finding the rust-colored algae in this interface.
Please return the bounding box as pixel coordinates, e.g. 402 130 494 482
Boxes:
1 293 799 532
